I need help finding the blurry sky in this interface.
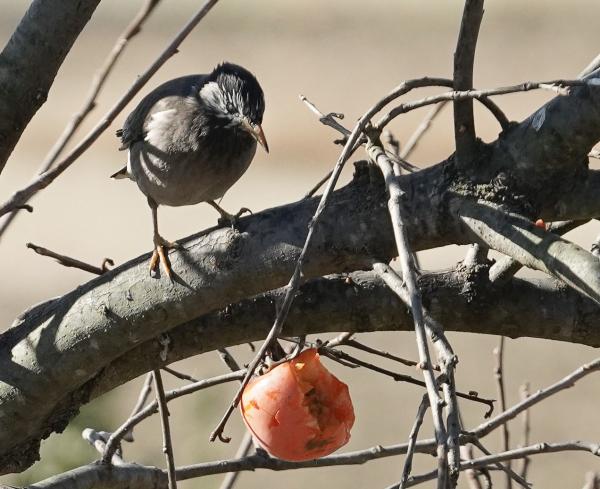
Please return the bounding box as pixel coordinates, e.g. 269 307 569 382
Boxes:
0 1 599 488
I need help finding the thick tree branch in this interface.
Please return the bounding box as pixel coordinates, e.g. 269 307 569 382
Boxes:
0 0 101 173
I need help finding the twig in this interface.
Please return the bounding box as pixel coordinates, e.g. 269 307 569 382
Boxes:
461 445 483 489
399 395 429 489
218 432 254 489
453 0 484 168
400 441 599 489
209 75 457 443
319 345 493 410
218 348 242 372
26 242 113 275
376 79 591 131
518 383 531 480
336 338 426 369
102 370 244 464
367 134 450 489
162 367 199 383
471 439 531 488
493 336 512 489
301 83 505 199
176 440 599 484
0 0 221 220
152 370 177 489
401 101 448 159
82 428 125 465
473 358 600 438
123 373 153 443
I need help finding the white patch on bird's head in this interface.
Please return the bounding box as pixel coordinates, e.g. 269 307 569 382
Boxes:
199 81 245 125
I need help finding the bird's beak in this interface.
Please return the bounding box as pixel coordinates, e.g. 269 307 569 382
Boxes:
242 119 269 153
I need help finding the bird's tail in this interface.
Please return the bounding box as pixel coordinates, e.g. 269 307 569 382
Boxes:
110 166 130 180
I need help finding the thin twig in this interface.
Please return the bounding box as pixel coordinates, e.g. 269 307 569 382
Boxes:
26 242 113 275
399 395 429 489
0 0 221 220
367 133 450 489
461 445 483 489
102 370 244 464
494 336 512 489
327 336 425 369
470 439 531 488
81 428 125 466
123 373 153 443
453 0 484 167
518 383 531 480
319 345 493 410
162 367 199 383
218 432 254 489
218 348 242 372
152 370 177 489
376 79 592 131
175 440 599 484
473 358 600 438
400 441 598 489
401 101 448 159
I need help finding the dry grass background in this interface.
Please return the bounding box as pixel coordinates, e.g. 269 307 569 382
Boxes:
0 0 599 487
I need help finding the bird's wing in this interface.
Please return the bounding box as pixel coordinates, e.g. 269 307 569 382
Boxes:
116 74 207 150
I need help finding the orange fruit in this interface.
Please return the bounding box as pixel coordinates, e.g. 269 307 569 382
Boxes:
241 348 355 461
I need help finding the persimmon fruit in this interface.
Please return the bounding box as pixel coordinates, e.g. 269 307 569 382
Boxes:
240 348 355 461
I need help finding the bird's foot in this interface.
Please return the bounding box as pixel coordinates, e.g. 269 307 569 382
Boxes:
149 237 180 280
216 206 253 228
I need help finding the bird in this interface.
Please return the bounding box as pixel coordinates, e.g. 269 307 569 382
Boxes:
112 62 268 279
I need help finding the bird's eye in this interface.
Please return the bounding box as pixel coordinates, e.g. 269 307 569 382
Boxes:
226 102 235 113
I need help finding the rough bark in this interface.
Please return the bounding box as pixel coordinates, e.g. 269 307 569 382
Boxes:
0 0 102 173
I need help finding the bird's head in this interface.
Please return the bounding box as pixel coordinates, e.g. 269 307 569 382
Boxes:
199 62 268 152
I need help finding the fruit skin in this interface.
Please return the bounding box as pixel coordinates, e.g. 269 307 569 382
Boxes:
240 348 355 461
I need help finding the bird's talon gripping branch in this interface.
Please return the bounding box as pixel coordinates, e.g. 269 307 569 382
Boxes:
209 200 252 228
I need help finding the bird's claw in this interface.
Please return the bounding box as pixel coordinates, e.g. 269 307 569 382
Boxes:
149 238 180 280
216 207 252 228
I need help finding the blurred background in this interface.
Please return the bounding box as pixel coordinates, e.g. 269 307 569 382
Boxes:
1 0 599 487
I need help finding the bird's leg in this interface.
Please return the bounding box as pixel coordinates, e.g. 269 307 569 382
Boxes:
207 200 252 227
148 198 179 280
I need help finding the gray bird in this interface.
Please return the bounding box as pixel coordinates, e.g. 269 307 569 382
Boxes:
112 62 268 279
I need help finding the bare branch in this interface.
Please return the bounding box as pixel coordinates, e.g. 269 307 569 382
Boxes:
26 242 113 275
518 383 531 480
376 79 592 130
101 371 244 464
473 358 600 438
453 0 485 166
399 395 429 489
0 0 101 173
493 336 512 489
152 370 177 489
401 101 448 159
368 130 449 488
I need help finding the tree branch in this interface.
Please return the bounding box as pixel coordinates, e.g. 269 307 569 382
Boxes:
453 0 485 167
0 0 101 173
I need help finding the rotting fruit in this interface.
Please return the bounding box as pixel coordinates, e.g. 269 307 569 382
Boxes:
241 348 355 461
